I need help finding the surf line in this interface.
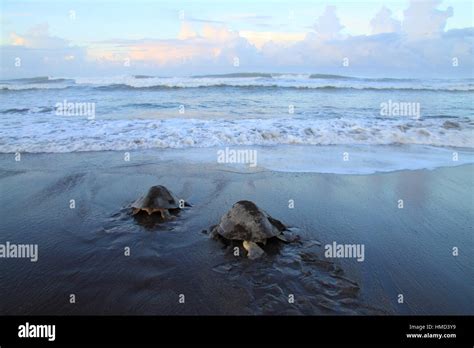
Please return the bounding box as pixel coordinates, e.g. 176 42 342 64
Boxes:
0 241 38 262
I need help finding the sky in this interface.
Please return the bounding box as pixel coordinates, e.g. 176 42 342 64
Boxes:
1 0 473 77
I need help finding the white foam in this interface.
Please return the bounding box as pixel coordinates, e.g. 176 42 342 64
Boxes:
155 145 474 174
74 76 474 91
1 75 472 91
0 116 472 154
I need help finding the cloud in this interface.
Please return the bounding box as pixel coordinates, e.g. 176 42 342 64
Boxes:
1 1 472 78
10 23 69 49
1 23 88 77
370 7 402 35
261 26 473 77
178 22 197 40
186 17 225 24
313 6 344 40
402 0 453 38
239 31 305 49
201 24 240 42
86 23 260 72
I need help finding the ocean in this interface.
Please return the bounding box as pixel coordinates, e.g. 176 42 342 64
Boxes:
1 74 473 160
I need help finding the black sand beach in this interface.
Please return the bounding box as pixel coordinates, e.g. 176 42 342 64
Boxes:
0 150 472 315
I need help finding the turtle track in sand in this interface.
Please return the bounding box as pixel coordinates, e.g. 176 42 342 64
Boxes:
211 240 386 315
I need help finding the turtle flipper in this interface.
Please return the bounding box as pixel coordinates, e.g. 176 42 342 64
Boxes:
243 241 265 259
276 230 300 243
160 209 172 220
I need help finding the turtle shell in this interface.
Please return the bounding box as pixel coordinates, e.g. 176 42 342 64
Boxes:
213 200 286 243
132 185 180 211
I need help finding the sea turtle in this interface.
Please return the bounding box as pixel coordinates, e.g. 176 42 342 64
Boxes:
210 200 298 259
131 185 187 220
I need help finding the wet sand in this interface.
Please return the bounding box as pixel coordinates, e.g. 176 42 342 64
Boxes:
0 150 472 315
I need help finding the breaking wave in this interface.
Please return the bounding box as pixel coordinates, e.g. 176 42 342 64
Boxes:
1 116 472 153
0 75 472 92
